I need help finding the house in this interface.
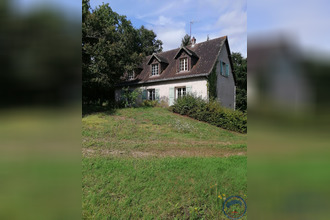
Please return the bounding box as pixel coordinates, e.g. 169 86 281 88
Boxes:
248 36 313 112
115 36 236 109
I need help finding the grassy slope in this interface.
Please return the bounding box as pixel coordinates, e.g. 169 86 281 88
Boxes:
82 107 246 157
82 107 247 219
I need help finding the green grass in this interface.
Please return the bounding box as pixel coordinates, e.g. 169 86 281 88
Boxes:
82 107 246 156
82 156 247 219
82 107 247 219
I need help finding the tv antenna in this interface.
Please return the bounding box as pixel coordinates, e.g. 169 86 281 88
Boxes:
189 20 199 37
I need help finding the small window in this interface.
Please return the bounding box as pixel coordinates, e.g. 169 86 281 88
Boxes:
179 58 188 72
151 64 159 76
148 89 156 100
176 87 186 99
221 62 226 76
128 71 134 80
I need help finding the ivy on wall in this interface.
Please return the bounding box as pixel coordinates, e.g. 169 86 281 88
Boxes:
207 61 218 99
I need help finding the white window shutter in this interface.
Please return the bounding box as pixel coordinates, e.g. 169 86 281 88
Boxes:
169 87 174 105
186 85 192 94
155 89 160 101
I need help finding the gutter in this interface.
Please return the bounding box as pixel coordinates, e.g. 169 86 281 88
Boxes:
116 73 210 87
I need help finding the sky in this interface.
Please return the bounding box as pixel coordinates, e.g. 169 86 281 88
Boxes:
12 0 330 58
90 0 247 57
248 0 330 56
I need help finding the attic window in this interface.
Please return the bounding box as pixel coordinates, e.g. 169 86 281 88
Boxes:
151 64 159 76
179 58 188 72
128 71 134 80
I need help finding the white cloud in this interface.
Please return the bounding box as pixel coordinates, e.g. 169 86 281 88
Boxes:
146 15 186 50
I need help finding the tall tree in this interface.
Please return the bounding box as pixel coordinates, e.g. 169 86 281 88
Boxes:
137 25 162 56
232 52 247 111
82 2 162 104
181 34 191 47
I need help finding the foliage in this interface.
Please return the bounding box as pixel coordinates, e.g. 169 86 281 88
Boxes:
141 100 158 107
181 34 191 47
172 95 247 133
137 25 163 56
207 61 218 99
120 87 141 108
232 52 247 111
82 1 162 104
156 100 169 108
1 0 80 107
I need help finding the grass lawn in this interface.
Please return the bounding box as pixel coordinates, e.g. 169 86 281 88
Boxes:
82 107 247 219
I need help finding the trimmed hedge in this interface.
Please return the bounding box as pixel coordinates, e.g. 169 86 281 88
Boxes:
171 95 247 133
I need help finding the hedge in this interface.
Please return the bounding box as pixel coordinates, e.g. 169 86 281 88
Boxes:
171 95 247 133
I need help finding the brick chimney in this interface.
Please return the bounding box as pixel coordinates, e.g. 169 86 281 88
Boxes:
191 36 196 47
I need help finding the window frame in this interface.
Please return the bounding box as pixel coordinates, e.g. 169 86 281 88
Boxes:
127 71 135 80
151 63 159 76
175 86 186 99
147 89 156 101
179 57 188 72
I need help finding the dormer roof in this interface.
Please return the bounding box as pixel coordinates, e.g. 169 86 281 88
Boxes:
147 53 168 65
174 46 199 59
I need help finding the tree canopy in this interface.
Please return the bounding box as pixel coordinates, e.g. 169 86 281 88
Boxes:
82 0 162 104
181 34 191 47
232 52 247 111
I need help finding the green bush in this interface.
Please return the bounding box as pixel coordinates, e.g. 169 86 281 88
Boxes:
141 100 158 107
172 95 247 133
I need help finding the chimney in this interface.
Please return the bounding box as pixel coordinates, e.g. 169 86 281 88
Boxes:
191 36 196 47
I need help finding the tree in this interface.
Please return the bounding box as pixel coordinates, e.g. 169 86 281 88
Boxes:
82 2 162 104
137 25 162 56
232 52 247 111
181 34 191 47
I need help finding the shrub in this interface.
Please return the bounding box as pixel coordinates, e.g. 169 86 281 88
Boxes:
156 100 169 108
121 87 142 108
172 95 247 133
141 100 158 107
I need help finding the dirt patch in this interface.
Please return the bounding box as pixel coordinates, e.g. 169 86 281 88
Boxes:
82 147 246 158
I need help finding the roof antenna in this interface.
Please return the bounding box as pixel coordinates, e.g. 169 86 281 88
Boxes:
190 21 194 38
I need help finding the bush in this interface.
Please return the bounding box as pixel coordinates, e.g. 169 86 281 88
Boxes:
141 100 158 107
172 95 247 133
121 87 142 108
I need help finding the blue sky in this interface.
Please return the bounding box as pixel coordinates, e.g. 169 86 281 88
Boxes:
90 0 247 57
248 0 330 56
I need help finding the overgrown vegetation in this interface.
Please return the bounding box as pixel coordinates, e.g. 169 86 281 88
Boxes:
172 95 247 133
232 52 247 111
207 61 218 99
120 87 141 108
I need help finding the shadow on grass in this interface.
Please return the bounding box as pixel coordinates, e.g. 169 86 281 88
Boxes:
82 104 117 117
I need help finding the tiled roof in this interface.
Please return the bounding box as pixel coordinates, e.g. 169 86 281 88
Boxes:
122 36 227 85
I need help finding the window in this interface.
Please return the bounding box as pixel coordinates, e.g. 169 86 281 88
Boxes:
179 58 188 72
176 87 186 99
148 89 156 100
151 64 159 76
128 71 134 80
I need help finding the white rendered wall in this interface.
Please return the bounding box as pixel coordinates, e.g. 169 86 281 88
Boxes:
115 77 208 105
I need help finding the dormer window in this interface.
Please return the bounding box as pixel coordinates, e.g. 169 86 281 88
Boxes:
151 64 159 76
179 58 188 72
128 71 134 80
174 47 199 73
